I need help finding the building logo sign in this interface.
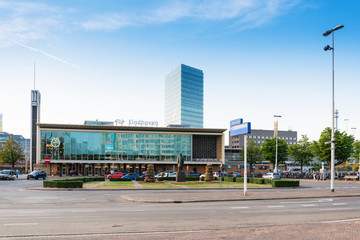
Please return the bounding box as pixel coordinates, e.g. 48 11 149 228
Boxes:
115 119 159 127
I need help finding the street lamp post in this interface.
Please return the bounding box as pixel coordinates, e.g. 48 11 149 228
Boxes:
323 24 344 192
344 119 349 133
274 115 282 173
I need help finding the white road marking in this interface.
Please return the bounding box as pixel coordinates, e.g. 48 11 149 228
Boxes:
301 204 318 207
267 205 284 208
332 203 347 206
319 208 351 211
120 210 145 212
322 218 360 223
71 210 97 213
4 223 38 226
281 199 333 204
231 207 249 209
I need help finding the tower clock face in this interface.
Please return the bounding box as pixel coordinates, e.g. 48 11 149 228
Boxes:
51 137 60 148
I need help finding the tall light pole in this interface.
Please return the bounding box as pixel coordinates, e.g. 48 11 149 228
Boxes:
323 24 344 192
274 115 282 173
344 119 350 132
351 127 356 136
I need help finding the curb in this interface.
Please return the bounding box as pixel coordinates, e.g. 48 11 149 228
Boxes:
28 186 307 191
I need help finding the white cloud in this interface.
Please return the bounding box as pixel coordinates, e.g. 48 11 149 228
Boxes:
0 0 66 47
82 0 300 31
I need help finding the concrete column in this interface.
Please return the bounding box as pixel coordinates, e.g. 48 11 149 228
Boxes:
100 164 103 176
92 164 95 176
59 163 63 177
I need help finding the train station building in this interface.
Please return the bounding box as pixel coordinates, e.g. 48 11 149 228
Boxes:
36 123 225 176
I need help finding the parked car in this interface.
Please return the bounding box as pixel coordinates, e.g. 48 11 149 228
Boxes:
0 170 16 180
262 172 281 180
27 170 47 180
186 172 200 177
122 173 139 180
200 172 220 178
228 172 242 177
106 172 124 179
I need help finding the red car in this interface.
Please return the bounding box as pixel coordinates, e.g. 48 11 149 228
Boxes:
106 172 124 179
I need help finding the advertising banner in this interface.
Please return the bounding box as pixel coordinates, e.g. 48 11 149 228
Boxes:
274 122 278 138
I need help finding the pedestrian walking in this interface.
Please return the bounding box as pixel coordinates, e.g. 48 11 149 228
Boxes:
15 169 19 178
313 170 316 180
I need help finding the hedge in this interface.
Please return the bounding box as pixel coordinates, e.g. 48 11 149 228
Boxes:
135 177 145 181
157 177 176 181
249 178 265 184
224 177 236 182
43 177 105 188
58 177 105 182
43 180 83 188
109 177 132 181
186 176 200 181
263 179 273 185
272 180 299 187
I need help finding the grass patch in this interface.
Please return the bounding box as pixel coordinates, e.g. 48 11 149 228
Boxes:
83 181 104 188
93 181 136 188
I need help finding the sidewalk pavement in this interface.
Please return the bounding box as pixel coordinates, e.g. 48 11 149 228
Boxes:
120 189 360 203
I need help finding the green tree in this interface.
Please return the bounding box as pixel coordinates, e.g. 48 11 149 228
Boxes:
351 140 360 163
204 164 213 182
288 135 314 173
240 140 263 173
261 138 288 168
145 164 156 182
0 137 23 168
312 127 354 166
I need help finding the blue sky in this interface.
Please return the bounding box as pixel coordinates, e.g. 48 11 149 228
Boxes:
0 0 359 143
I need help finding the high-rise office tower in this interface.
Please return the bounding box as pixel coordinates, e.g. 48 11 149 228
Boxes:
0 113 3 132
165 64 203 128
30 90 40 171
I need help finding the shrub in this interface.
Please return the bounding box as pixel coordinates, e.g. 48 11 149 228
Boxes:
43 180 83 188
224 177 235 182
204 164 214 182
136 177 145 181
263 179 273 185
272 180 299 187
157 177 176 181
186 176 199 181
109 177 132 181
249 178 265 184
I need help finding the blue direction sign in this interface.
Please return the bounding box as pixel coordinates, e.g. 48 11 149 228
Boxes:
230 122 251 136
230 118 243 127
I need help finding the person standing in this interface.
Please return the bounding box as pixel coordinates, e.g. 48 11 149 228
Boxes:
15 169 19 178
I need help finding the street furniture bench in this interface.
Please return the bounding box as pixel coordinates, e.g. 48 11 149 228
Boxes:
344 175 358 181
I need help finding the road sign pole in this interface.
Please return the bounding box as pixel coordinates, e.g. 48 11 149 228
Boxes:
244 134 247 196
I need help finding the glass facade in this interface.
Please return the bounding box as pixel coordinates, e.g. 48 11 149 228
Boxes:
165 64 203 128
40 130 192 162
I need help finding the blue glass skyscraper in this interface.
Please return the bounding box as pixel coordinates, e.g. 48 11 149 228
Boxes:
165 64 203 128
